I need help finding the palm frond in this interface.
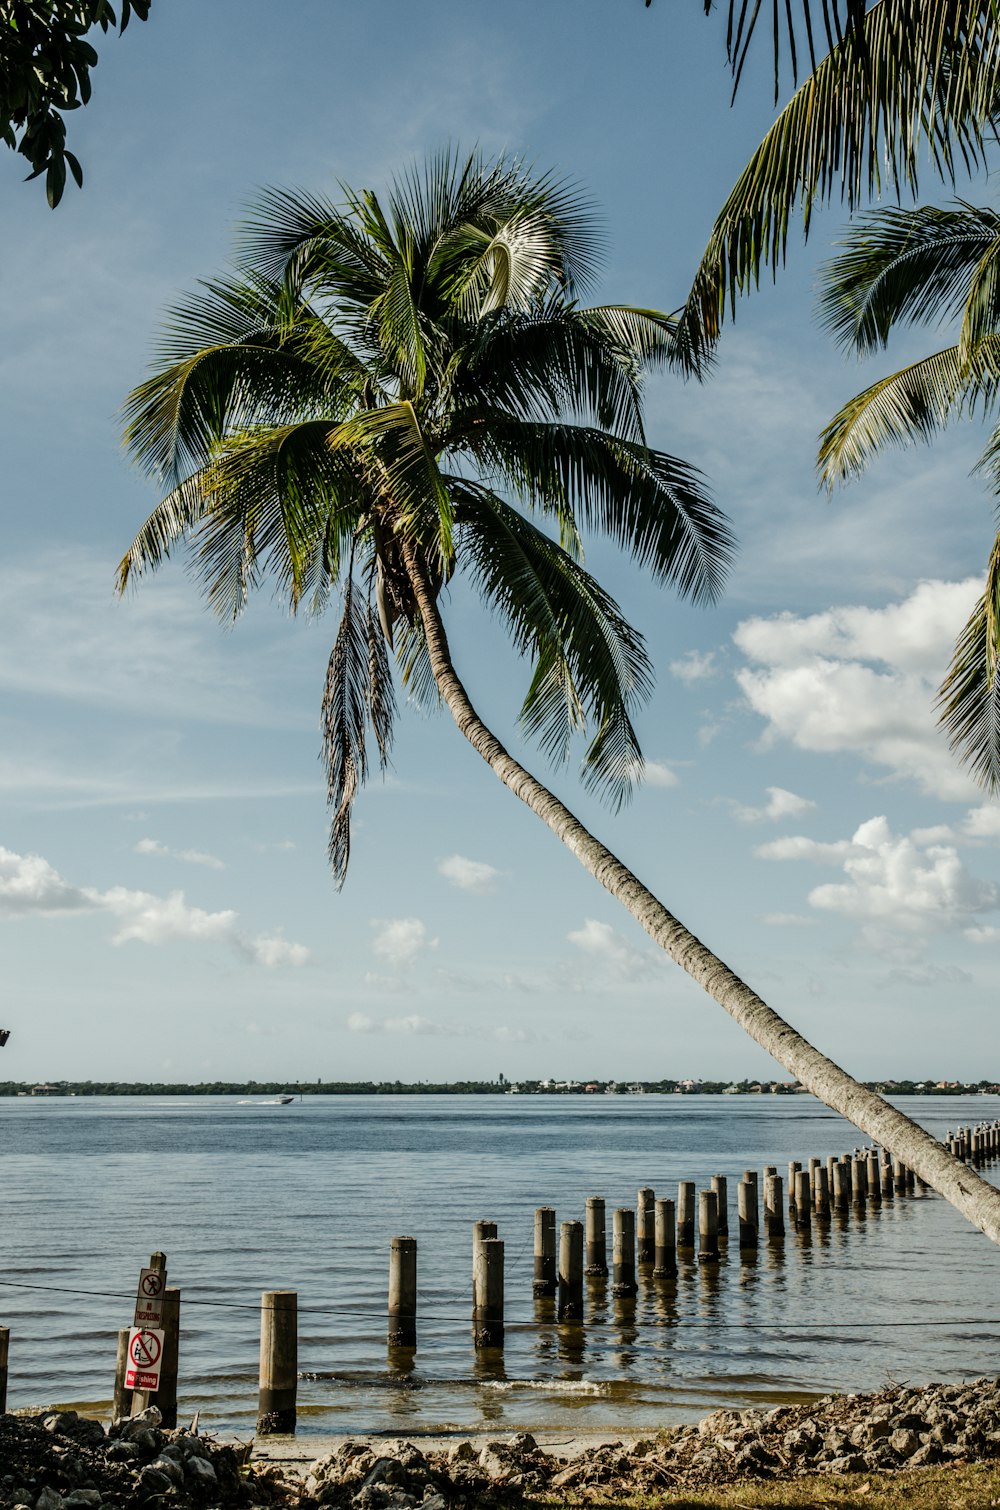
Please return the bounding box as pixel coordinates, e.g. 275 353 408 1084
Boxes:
322 574 397 888
818 344 975 487
819 203 1000 355
679 1 1000 350
117 473 212 592
454 480 652 805
938 530 1000 793
332 403 456 565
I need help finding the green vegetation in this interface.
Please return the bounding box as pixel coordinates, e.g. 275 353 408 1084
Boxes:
1 1078 996 1097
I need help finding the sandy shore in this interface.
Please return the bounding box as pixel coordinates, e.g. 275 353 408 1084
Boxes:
251 1429 640 1469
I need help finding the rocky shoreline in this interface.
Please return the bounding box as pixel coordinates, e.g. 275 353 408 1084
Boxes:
5 1376 1000 1506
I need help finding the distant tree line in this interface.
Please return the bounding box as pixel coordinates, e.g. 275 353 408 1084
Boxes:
1 1078 997 1097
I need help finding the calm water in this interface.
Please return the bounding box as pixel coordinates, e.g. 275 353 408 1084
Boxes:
2 1093 999 1439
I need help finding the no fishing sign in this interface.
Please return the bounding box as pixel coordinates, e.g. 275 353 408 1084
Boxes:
125 1326 164 1391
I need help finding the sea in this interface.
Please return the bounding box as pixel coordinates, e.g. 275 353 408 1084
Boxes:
3 1092 1000 1441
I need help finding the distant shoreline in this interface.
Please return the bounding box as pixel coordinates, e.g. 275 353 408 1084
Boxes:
2 1077 997 1097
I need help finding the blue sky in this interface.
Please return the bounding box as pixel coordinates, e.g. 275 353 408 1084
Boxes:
2 0 999 1084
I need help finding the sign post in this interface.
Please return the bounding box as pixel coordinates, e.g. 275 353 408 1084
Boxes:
130 1251 166 1415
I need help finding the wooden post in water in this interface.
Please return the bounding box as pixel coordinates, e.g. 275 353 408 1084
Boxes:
787 1161 800 1211
611 1207 638 1295
827 1154 837 1194
794 1169 811 1226
113 1327 130 1420
472 1220 498 1315
637 1187 655 1264
558 1220 584 1320
866 1152 881 1204
711 1175 729 1239
808 1158 821 1202
881 1154 894 1200
814 1166 830 1220
894 1159 906 1194
584 1197 608 1277
677 1182 696 1249
763 1174 784 1238
833 1159 850 1209
388 1237 417 1346
737 1179 757 1250
257 1291 297 1435
653 1198 677 1277
852 1157 868 1205
0 1326 8 1414
698 1189 719 1263
473 1238 504 1347
533 1209 557 1297
131 1250 167 1417
151 1287 180 1428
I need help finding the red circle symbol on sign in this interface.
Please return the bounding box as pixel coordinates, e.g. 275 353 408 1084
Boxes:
130 1330 162 1368
141 1272 162 1297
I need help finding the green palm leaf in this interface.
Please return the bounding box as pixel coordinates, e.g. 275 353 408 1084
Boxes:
938 529 1000 792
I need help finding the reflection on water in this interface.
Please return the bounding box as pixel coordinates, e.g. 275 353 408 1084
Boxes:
2 1092 1000 1435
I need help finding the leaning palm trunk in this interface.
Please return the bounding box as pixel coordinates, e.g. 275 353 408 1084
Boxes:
402 544 1000 1246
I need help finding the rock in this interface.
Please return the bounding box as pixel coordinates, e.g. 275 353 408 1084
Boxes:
184 1455 218 1488
890 1429 920 1458
34 1491 64 1510
823 1454 867 1474
446 1442 475 1464
63 1495 102 1508
148 1455 184 1486
136 1467 173 1497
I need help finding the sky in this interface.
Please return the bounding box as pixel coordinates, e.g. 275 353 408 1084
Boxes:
2 0 1000 1085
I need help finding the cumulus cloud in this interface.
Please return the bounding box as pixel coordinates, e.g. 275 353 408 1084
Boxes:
755 836 860 863
669 650 718 684
732 786 817 824
566 918 661 980
371 916 436 968
0 844 307 966
733 578 982 799
438 854 500 893
762 816 999 934
135 837 225 870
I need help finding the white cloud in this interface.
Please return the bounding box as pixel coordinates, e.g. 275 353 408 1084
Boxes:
0 844 307 967
438 854 500 893
669 650 717 684
136 837 225 870
733 786 817 824
755 836 860 864
761 912 816 927
346 1011 539 1043
642 760 680 788
733 579 983 800
371 916 435 969
566 918 660 980
767 816 999 934
962 806 1000 842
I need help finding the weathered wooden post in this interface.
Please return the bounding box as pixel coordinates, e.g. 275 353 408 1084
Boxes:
558 1220 584 1320
738 1179 758 1250
833 1159 850 1209
787 1161 801 1211
0 1326 8 1414
808 1157 821 1199
653 1198 677 1277
472 1220 498 1314
637 1187 655 1264
881 1154 894 1199
794 1169 811 1227
698 1190 719 1263
257 1291 297 1435
866 1152 881 1204
852 1157 868 1204
151 1287 180 1428
113 1327 130 1420
584 1197 608 1277
814 1166 830 1220
677 1182 696 1249
894 1159 906 1194
473 1238 504 1348
611 1207 638 1295
388 1237 417 1346
131 1250 167 1418
533 1209 557 1297
763 1174 784 1238
711 1175 729 1239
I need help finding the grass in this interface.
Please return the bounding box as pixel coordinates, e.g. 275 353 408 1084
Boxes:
532 1460 1000 1508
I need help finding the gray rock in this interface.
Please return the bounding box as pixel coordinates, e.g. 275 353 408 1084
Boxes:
907 1444 941 1468
446 1442 476 1464
136 1468 173 1497
147 1455 184 1486
361 1459 403 1489
34 1490 64 1510
890 1429 920 1458
63 1494 102 1508
822 1454 867 1474
103 1442 139 1464
420 1496 447 1510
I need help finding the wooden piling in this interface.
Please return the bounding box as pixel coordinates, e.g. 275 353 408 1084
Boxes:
852 1157 868 1204
533 1208 557 1296
866 1152 881 1204
473 1237 504 1347
894 1160 906 1194
151 1287 180 1428
787 1161 801 1210
814 1166 830 1220
737 1179 758 1249
472 1220 498 1314
113 1327 130 1421
0 1326 8 1414
833 1159 850 1208
584 1197 608 1277
558 1220 584 1320
653 1198 677 1277
677 1182 696 1249
881 1155 894 1200
612 1207 639 1295
794 1169 811 1226
257 1291 297 1435
763 1174 784 1238
388 1236 418 1346
698 1190 720 1263
637 1187 656 1264
711 1175 729 1238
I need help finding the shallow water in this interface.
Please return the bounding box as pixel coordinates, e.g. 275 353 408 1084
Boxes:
2 1092 997 1438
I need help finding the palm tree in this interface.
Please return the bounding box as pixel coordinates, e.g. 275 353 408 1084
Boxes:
817 201 1000 790
120 151 1000 1243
